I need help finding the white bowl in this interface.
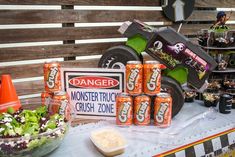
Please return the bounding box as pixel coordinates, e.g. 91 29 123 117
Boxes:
90 127 127 157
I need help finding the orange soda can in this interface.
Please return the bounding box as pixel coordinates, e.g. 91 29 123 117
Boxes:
51 91 70 121
44 62 61 92
116 93 133 126
126 61 143 95
154 92 172 127
41 91 53 108
143 61 164 95
134 94 151 125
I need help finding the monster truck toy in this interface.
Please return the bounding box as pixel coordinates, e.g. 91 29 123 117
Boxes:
98 20 217 117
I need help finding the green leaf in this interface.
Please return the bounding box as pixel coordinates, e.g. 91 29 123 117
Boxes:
14 127 23 135
7 107 15 114
36 106 47 117
22 123 39 135
45 119 57 130
27 136 47 149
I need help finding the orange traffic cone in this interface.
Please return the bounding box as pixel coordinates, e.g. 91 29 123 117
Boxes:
0 80 1 99
0 74 21 113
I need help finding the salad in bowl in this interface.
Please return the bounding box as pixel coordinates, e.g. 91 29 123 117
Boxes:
0 104 69 157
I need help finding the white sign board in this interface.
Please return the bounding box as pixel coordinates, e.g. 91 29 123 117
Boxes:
61 68 125 119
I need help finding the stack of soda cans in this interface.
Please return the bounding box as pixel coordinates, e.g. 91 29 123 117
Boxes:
116 61 172 127
41 62 70 121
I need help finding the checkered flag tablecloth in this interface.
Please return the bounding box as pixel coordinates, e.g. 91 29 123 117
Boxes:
162 130 235 157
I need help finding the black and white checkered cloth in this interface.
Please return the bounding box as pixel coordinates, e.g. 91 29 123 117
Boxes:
164 131 235 157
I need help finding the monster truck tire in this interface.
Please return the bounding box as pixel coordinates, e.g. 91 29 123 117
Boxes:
98 45 142 69
161 76 184 117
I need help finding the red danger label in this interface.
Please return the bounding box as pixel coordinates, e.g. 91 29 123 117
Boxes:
69 76 119 89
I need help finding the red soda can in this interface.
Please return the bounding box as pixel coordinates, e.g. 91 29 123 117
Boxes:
51 91 70 121
116 93 133 126
126 61 143 95
154 93 172 127
44 62 61 92
134 94 151 125
143 61 162 95
41 91 53 108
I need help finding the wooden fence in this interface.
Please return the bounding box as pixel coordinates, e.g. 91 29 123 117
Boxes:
0 0 234 107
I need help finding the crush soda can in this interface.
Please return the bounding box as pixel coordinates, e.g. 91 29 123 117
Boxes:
116 93 133 126
126 61 143 95
134 94 151 125
143 61 163 95
44 62 61 92
154 92 172 127
51 91 71 121
41 91 53 108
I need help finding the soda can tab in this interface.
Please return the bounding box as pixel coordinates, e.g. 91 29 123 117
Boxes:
44 62 61 92
154 92 172 127
116 93 133 126
41 91 53 109
143 61 164 95
134 94 151 125
126 61 143 95
51 91 71 121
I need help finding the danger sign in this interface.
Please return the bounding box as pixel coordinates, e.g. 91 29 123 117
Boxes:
61 68 125 119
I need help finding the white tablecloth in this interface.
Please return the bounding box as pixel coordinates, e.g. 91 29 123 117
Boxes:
47 101 235 157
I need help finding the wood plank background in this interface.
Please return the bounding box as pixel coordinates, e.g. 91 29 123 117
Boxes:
0 0 234 108
0 10 234 25
0 10 170 24
0 0 161 5
0 42 121 62
0 27 121 43
0 0 234 7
